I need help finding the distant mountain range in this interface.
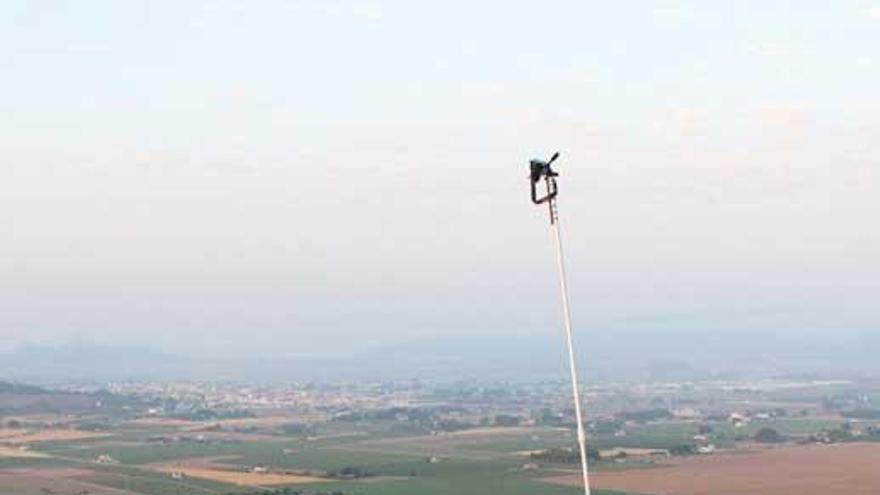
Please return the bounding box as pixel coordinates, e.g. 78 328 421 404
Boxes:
1 330 878 385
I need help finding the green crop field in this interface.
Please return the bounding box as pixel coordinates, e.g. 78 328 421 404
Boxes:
82 470 248 495
289 473 630 495
0 456 76 469
21 425 645 495
591 421 698 450
42 441 249 464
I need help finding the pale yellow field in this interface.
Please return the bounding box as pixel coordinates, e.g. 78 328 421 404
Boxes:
0 430 110 444
194 415 317 428
0 446 50 458
127 417 198 427
155 466 328 486
0 429 29 440
443 426 534 438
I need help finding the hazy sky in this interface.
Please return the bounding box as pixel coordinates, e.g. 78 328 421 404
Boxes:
2 1 878 356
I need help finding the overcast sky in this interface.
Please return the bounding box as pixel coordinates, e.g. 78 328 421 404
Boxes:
2 1 878 356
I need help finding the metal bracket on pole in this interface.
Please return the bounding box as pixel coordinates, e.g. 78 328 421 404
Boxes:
528 152 592 495
530 152 559 200
529 152 560 224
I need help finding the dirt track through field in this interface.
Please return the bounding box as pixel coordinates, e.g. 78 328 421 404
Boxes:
544 443 880 495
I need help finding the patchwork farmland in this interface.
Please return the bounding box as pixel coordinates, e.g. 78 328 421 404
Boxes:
2 378 880 494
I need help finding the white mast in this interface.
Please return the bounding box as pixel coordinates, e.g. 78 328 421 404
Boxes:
530 153 591 495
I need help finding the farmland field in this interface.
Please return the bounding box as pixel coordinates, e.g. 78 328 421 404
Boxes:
546 443 880 495
6 410 877 495
0 446 49 459
0 468 133 495
4 377 880 495
5 420 629 495
0 429 110 444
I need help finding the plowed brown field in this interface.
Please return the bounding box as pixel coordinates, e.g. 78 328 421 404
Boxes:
544 443 880 495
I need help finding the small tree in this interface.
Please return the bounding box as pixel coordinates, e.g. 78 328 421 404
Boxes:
669 444 697 456
494 414 521 427
754 427 783 443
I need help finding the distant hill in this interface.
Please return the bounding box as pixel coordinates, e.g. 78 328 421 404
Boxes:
0 381 47 394
0 379 97 415
0 343 196 384
0 379 147 416
352 329 880 383
1 330 878 384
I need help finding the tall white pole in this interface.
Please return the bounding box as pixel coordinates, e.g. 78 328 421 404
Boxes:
550 199 592 495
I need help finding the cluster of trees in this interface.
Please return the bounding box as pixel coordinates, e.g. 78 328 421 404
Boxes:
616 409 672 423
333 407 434 424
536 408 564 426
330 406 543 433
332 406 480 434
589 419 624 434
3 419 22 428
435 419 474 432
841 409 880 420
76 420 112 432
326 466 374 480
280 423 317 436
720 419 880 447
753 427 784 443
822 393 872 412
171 408 255 421
493 414 521 427
865 426 880 439
669 444 698 456
807 423 857 444
529 447 601 463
